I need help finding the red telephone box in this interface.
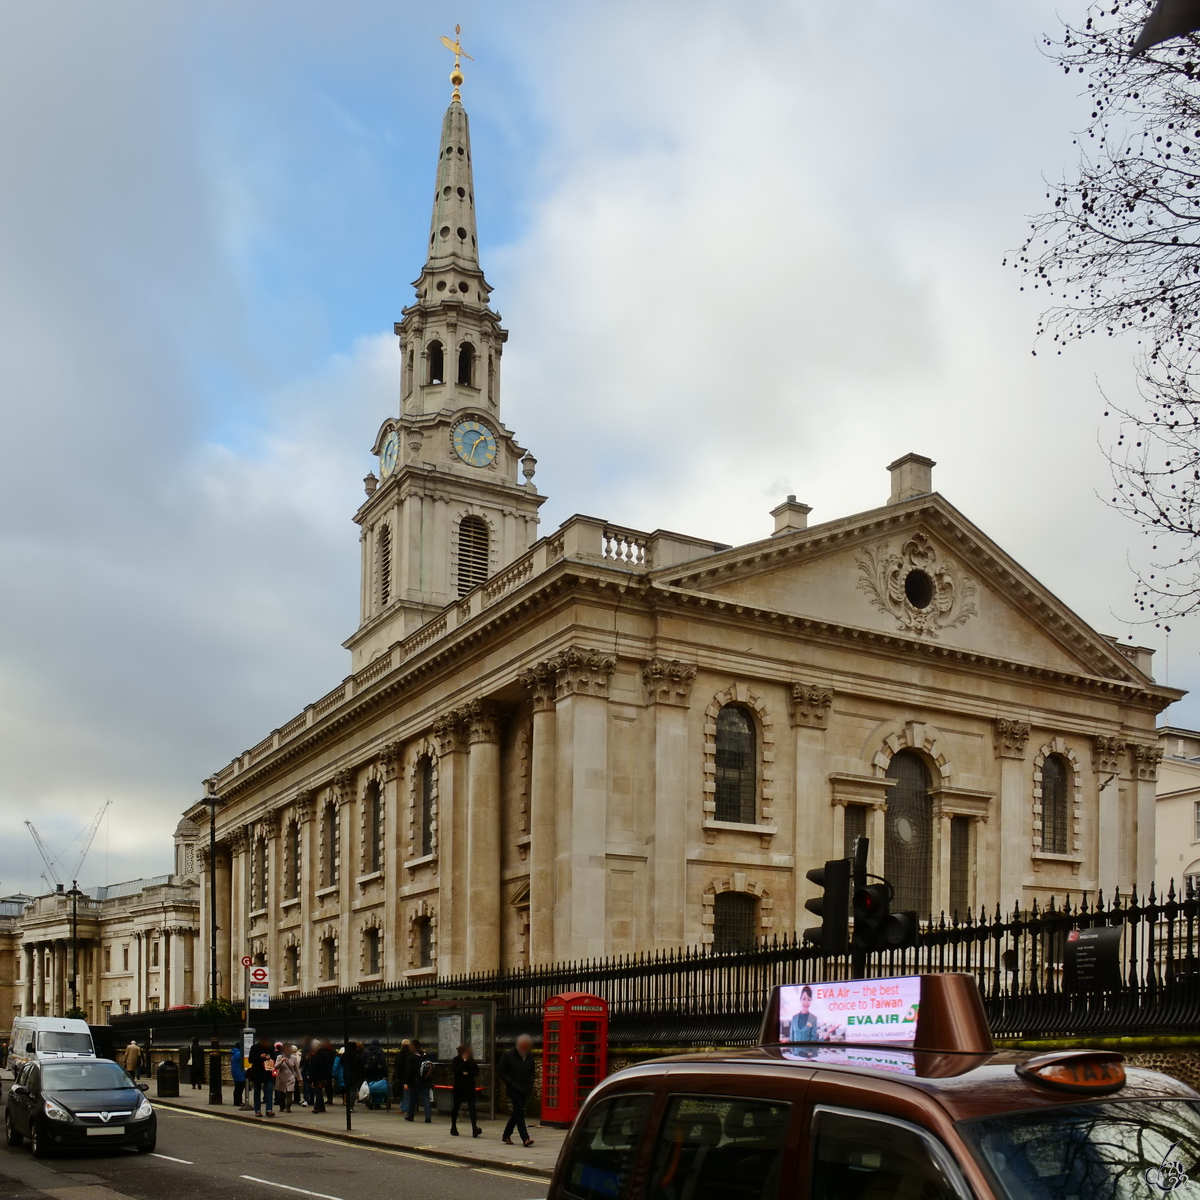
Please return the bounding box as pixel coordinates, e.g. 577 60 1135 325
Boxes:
541 991 608 1125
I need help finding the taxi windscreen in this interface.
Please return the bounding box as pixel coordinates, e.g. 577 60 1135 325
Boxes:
960 1099 1200 1199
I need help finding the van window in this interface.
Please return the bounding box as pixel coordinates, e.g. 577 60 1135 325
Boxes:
38 1031 92 1054
562 1093 653 1200
647 1095 790 1200
811 1108 967 1200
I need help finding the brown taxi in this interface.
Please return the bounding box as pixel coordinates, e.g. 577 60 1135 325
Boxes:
546 974 1200 1200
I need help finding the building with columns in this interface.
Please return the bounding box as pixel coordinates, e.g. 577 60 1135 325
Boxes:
0 819 201 1029
190 82 1179 1003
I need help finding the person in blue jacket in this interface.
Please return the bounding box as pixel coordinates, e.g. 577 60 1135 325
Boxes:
231 1042 247 1109
332 1047 345 1103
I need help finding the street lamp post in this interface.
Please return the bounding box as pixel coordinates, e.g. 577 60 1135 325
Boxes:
205 780 223 1105
66 881 82 1016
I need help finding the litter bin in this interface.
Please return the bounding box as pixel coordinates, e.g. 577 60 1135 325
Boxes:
156 1058 180 1098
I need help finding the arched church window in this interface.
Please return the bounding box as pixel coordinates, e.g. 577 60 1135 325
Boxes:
285 944 299 986
1041 754 1070 855
254 837 267 910
885 750 933 914
457 342 475 386
322 805 339 888
378 524 392 608
365 927 381 976
321 936 337 981
286 821 300 900
712 891 757 953
419 757 435 857
714 706 756 824
364 781 382 874
415 916 433 968
427 340 444 385
457 515 489 595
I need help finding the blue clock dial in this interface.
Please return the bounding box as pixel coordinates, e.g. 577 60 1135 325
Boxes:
453 420 497 467
379 429 400 477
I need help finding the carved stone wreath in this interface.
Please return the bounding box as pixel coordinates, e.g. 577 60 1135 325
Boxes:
856 533 977 638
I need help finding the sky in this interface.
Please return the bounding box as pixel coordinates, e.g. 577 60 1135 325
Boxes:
0 0 1184 892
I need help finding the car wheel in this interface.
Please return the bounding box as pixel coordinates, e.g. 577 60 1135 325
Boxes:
28 1123 50 1159
135 1139 156 1154
4 1114 22 1148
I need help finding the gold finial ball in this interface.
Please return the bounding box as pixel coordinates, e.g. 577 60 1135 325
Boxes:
450 67 464 88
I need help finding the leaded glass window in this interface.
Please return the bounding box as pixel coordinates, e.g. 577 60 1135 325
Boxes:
714 706 756 824
712 891 757 953
885 750 933 915
1041 754 1070 854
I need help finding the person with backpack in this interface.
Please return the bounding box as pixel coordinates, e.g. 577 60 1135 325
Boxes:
403 1038 434 1123
450 1043 482 1138
247 1035 276 1118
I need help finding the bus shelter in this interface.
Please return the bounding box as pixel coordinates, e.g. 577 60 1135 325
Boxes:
358 989 500 1118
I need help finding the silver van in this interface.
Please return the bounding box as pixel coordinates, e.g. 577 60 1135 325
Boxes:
8 1018 94 1070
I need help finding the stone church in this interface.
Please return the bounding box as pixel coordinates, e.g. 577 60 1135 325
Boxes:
190 83 1179 1000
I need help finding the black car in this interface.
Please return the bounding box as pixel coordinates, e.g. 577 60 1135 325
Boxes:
5 1058 156 1157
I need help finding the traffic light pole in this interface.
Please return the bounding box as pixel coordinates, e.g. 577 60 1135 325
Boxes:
851 837 869 980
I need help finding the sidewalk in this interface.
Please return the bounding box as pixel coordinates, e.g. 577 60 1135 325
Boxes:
153 1086 565 1179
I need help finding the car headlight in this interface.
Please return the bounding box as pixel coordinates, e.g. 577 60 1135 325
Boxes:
134 1097 153 1121
42 1099 71 1123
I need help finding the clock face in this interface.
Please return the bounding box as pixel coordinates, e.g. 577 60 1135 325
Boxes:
453 420 498 468
379 429 400 477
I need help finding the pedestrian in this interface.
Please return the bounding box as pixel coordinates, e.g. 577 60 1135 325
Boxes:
231 1041 247 1109
189 1036 205 1089
403 1038 434 1123
450 1043 482 1138
272 1042 286 1111
499 1034 536 1148
393 1039 412 1116
308 1039 334 1114
123 1040 141 1078
343 1042 365 1114
274 1044 302 1113
362 1039 386 1109
298 1036 313 1107
247 1035 276 1118
332 1046 345 1103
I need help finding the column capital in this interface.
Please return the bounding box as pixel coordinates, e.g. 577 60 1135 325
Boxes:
331 767 356 802
379 740 404 782
993 718 1031 760
195 844 211 869
228 828 249 854
261 810 282 839
466 698 503 744
1093 734 1127 774
1131 742 1164 781
790 683 832 729
295 788 317 823
554 647 616 699
433 709 470 756
518 660 559 713
641 657 698 707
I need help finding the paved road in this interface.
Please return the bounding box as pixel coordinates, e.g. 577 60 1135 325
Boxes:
0 1104 547 1200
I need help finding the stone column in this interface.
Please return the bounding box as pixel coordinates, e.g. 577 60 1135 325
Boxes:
51 941 64 1016
434 712 470 975
993 719 1031 912
380 743 402 980
214 843 233 999
466 700 503 972
167 927 184 1008
553 648 616 961
791 684 833 932
91 940 101 1018
22 945 34 1017
1132 743 1164 893
297 791 317 991
1093 736 1126 893
228 830 248 1001
641 658 698 950
520 662 559 964
333 770 355 985
263 811 281 982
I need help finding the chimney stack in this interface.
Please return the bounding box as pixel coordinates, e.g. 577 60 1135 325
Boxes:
770 494 812 536
887 453 936 505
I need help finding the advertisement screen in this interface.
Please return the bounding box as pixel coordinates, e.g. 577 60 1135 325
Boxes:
780 1045 917 1076
778 976 921 1045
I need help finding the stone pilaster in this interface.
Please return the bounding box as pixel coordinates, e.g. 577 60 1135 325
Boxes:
1131 742 1163 891
466 699 503 972
791 683 833 929
519 662 560 965
993 718 1031 911
433 710 470 974
1093 736 1126 892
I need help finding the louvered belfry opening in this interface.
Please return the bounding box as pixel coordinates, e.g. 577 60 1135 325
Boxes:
457 514 489 595
378 524 392 607
884 750 933 915
1041 754 1070 854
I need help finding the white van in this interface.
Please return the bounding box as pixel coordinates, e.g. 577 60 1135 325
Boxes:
8 1016 95 1070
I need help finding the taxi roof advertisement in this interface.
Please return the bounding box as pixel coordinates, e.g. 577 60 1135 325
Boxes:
779 976 921 1045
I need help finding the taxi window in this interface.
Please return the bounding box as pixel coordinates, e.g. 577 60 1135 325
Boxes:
811 1107 969 1200
562 1093 653 1200
960 1098 1200 1199
647 1095 790 1200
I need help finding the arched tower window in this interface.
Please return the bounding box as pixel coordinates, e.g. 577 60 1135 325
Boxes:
377 524 392 608
487 354 495 401
457 515 489 595
457 342 475 386
405 349 414 396
364 781 382 874
427 340 444 384
712 892 757 953
322 805 339 888
419 757 435 857
885 750 933 915
714 706 756 824
1041 754 1070 855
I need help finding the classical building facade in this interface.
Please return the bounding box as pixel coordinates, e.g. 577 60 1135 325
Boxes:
0 819 201 1029
191 86 1179 1002
1156 726 1200 894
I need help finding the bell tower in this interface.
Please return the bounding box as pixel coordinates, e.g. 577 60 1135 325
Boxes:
347 37 545 670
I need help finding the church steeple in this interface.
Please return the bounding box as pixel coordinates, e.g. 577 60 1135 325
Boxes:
347 43 545 666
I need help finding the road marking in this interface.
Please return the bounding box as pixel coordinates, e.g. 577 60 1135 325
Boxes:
150 1154 194 1164
473 1167 548 1182
240 1176 344 1200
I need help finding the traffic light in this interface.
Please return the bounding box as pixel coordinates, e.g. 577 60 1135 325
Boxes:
883 909 920 950
853 881 892 952
803 858 850 955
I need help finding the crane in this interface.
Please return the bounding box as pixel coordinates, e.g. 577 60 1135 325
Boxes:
25 799 112 892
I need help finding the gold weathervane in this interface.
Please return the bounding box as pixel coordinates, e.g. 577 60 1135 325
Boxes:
440 25 473 101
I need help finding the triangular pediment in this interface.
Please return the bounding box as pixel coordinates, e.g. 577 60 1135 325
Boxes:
653 496 1150 684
